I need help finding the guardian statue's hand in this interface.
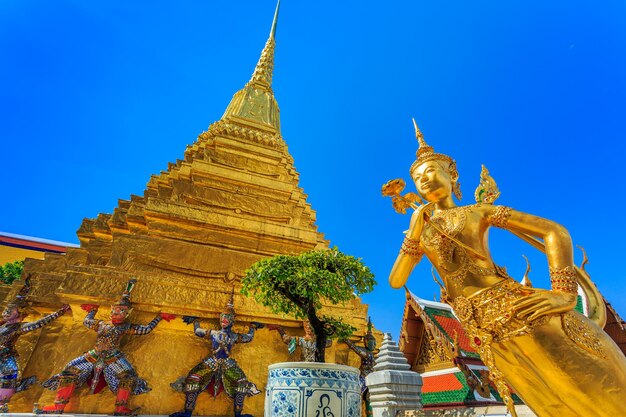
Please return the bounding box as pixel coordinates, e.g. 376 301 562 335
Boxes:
80 304 99 312
160 313 176 322
182 315 199 325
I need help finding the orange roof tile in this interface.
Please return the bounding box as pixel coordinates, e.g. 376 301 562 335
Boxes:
422 372 464 393
433 315 476 353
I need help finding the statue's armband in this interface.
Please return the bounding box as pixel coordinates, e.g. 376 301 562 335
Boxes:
549 266 578 294
486 206 512 229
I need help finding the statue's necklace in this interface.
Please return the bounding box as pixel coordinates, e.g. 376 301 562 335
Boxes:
425 206 491 291
429 206 469 237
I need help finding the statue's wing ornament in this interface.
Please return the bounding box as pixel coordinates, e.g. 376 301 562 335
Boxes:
474 164 501 204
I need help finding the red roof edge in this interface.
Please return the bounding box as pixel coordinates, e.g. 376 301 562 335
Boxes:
0 235 69 254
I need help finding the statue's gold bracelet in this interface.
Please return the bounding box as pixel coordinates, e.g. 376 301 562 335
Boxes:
549 266 578 293
401 236 421 258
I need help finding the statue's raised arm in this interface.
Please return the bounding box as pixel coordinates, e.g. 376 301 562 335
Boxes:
479 204 578 320
383 119 626 417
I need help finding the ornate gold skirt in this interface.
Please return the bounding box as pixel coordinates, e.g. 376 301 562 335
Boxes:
451 279 626 417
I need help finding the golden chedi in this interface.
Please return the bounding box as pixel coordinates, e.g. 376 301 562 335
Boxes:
6 3 373 415
386 120 626 417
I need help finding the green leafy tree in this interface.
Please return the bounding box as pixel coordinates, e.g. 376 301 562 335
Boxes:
241 248 376 362
0 260 24 285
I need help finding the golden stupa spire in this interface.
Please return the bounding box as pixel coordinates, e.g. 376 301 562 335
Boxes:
221 0 282 134
249 0 280 90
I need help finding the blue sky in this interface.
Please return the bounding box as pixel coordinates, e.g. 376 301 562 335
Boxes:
1 1 625 339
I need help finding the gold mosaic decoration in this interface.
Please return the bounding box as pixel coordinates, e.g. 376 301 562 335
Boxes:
562 312 606 359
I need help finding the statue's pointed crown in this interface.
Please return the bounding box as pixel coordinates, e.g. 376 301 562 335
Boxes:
114 278 137 308
6 276 32 310
365 316 375 341
409 118 455 176
223 287 236 316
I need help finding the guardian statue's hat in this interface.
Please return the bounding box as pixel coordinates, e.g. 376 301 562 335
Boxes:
113 279 137 308
5 276 31 311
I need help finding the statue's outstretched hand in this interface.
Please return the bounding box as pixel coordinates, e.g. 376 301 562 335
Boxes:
160 313 176 322
182 315 199 325
250 321 265 329
80 304 99 312
266 324 281 331
512 289 577 321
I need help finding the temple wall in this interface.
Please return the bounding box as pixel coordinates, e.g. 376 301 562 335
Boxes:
0 246 45 265
9 299 375 416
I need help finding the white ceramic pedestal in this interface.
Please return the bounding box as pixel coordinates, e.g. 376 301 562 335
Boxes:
265 362 362 417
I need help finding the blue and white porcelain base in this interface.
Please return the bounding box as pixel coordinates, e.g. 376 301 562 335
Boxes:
265 362 361 417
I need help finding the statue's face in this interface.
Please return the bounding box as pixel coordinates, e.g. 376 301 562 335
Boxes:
2 306 19 322
412 161 453 202
303 321 313 338
365 336 376 351
220 313 234 329
110 305 130 324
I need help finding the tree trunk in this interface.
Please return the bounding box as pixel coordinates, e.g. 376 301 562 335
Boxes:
307 308 326 363
315 332 327 363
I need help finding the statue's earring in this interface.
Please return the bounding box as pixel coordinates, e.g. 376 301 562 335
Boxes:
453 181 462 200
449 168 462 200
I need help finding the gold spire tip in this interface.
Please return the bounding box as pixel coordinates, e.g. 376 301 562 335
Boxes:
270 0 281 39
412 118 425 142
412 118 423 138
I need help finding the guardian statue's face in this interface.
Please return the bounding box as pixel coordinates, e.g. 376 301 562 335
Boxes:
220 313 234 329
303 321 313 338
2 306 19 322
110 305 130 324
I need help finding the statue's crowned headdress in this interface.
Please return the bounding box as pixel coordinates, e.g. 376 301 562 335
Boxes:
409 119 462 200
364 316 375 343
222 288 236 318
5 276 32 312
113 278 137 308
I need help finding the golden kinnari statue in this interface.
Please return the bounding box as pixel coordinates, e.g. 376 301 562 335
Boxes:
385 119 626 417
